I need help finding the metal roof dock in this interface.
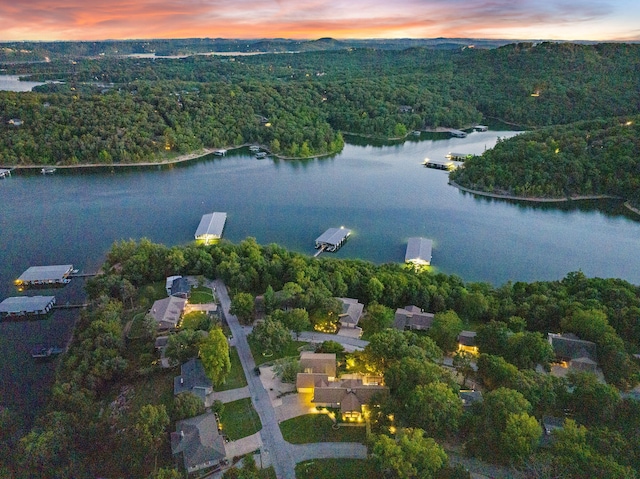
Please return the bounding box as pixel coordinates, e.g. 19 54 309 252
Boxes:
15 265 73 286
405 237 433 266
0 296 56 317
315 227 351 253
423 158 456 170
195 212 227 244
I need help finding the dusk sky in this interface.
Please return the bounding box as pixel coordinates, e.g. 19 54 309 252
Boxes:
1 0 640 42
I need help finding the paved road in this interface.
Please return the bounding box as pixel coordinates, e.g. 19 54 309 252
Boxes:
291 442 367 462
213 280 297 479
296 331 369 350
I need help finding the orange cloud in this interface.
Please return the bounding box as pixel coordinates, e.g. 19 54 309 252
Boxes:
0 0 638 41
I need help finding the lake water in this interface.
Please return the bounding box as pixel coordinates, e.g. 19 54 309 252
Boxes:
0 74 46 92
1 129 639 424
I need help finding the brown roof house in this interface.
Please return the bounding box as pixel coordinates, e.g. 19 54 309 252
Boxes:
171 413 227 476
149 295 187 331
296 352 387 421
548 333 598 372
393 305 434 331
312 377 387 421
174 358 214 407
296 352 337 393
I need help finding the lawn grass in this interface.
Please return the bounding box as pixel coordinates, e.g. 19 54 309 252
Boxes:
248 337 308 366
219 398 262 440
215 347 247 392
190 286 215 304
295 459 377 479
279 414 366 444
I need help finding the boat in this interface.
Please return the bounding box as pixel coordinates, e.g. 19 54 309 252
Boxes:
255 152 267 159
41 168 57 175
249 145 260 152
31 345 64 359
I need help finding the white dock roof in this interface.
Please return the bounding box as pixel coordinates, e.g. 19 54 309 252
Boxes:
405 237 433 265
315 227 351 246
0 296 55 314
17 265 73 283
195 212 227 240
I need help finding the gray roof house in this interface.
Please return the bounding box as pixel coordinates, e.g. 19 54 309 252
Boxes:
338 298 364 328
170 277 191 299
174 359 213 406
150 296 187 331
393 305 434 331
171 413 227 475
548 333 598 371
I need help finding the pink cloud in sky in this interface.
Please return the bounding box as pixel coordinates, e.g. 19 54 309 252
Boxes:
0 0 638 41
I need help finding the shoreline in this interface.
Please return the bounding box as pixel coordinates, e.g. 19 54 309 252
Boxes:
0 143 340 171
449 180 630 204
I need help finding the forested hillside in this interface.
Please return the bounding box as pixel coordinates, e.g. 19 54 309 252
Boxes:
1 42 640 165
450 115 640 205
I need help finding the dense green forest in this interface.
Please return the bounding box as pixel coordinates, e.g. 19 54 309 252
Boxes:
450 115 640 205
3 238 638 478
2 42 640 165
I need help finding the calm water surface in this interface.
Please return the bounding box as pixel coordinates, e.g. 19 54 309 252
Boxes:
1 129 639 423
0 74 46 92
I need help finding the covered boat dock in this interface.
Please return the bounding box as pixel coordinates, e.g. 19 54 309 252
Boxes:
195 212 227 244
315 227 351 253
15 265 73 287
405 237 433 266
0 295 56 317
423 158 456 171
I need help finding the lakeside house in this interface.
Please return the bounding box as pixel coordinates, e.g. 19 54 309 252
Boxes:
296 352 387 421
166 275 182 295
337 297 364 338
174 358 214 407
171 413 227 476
393 305 434 331
170 277 191 299
149 295 187 331
548 333 598 372
457 331 478 355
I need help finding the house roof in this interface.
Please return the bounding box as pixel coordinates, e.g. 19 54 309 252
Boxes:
338 298 364 326
393 305 434 330
542 416 565 435
150 296 187 329
0 295 56 314
171 413 226 473
405 237 433 264
174 359 213 400
548 333 597 362
171 277 191 297
458 331 477 346
300 352 337 376
459 389 483 407
312 378 387 411
296 373 329 390
17 265 73 283
195 212 227 239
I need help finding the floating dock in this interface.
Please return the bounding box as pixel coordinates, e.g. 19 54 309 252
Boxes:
41 168 57 174
449 129 468 138
405 238 433 266
474 125 488 132
213 149 227 156
0 168 12 178
31 345 65 359
195 212 227 244
315 227 351 254
446 152 474 161
15 265 73 287
0 296 56 318
423 158 456 171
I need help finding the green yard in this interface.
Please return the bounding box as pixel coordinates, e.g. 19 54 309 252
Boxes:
215 347 247 391
189 286 215 304
295 459 377 479
219 398 262 441
248 337 309 366
279 414 366 444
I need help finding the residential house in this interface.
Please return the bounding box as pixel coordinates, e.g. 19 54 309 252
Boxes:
458 331 478 355
170 277 191 299
459 389 483 409
548 333 598 372
312 377 387 421
174 358 214 407
337 298 364 329
171 413 227 476
150 295 187 331
296 352 336 393
166 275 182 295
393 305 434 331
